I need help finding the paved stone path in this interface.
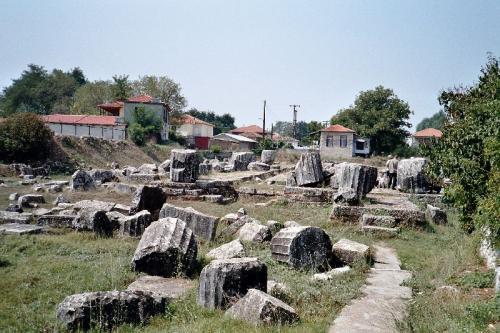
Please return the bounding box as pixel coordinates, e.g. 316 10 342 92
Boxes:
329 244 412 333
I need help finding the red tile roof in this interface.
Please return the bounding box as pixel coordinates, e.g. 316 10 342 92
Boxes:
321 124 355 133
42 114 120 126
127 94 155 103
413 128 442 138
230 125 265 134
177 114 214 126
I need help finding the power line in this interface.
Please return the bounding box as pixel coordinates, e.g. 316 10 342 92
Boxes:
289 104 300 139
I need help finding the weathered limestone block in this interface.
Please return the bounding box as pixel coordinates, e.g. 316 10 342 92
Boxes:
284 186 334 203
130 185 166 221
397 158 432 193
0 211 32 224
225 289 298 325
197 257 267 309
0 223 44 235
332 239 370 265
206 239 246 260
426 204 447 224
170 149 200 183
331 204 425 226
70 169 95 191
159 203 218 241
312 266 351 281
284 221 301 228
360 214 397 228
112 203 130 215
131 218 198 277
72 208 117 236
248 162 271 171
36 214 75 228
292 152 324 186
73 200 116 212
331 162 377 203
88 169 116 184
120 210 152 237
261 150 276 164
231 152 256 171
127 276 194 301
17 194 45 208
266 220 284 235
138 163 158 174
105 211 127 226
127 173 160 183
361 225 400 237
158 159 171 174
270 226 333 270
238 222 272 243
56 290 166 332
199 163 212 175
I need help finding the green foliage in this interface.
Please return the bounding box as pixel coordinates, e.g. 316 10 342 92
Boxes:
416 110 446 131
71 80 114 115
111 75 132 101
132 75 187 113
0 64 86 116
210 145 221 154
128 106 162 146
392 143 421 158
455 270 495 289
253 138 274 155
331 86 412 154
425 56 500 242
168 129 187 146
273 120 323 145
0 113 53 162
185 108 235 135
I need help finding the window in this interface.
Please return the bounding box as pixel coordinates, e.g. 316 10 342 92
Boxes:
326 135 334 147
340 135 347 147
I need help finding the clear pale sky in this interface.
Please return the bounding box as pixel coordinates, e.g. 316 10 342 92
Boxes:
1 0 499 129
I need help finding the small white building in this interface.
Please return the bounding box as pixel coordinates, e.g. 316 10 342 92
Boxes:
174 114 214 149
319 124 370 158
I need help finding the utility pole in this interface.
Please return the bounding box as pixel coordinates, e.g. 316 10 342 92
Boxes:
289 104 300 139
262 100 266 140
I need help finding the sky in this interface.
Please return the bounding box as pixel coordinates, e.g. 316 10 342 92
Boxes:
1 0 499 130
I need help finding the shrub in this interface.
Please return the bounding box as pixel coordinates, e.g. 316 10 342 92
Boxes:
0 112 53 162
211 145 221 154
128 106 162 146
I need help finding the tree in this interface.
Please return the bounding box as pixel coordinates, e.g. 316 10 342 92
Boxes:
273 120 323 145
71 81 114 115
185 108 235 135
330 86 412 154
132 75 187 113
0 113 53 162
112 75 132 100
0 64 85 115
425 55 500 244
416 110 446 131
128 106 162 146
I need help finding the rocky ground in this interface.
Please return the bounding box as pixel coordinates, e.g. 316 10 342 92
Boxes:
0 151 497 332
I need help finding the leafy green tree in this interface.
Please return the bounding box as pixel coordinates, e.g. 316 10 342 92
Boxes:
0 64 85 115
331 86 412 154
416 110 446 131
425 56 500 243
71 81 114 115
112 75 132 100
185 108 236 134
128 106 162 146
132 75 187 113
0 113 53 162
274 120 323 145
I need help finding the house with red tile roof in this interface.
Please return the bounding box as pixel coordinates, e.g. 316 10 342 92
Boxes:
411 128 442 147
229 124 268 141
98 95 169 140
42 114 127 140
173 114 214 149
319 124 371 158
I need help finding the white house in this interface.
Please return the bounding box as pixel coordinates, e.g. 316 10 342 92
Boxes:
174 114 214 149
319 124 370 158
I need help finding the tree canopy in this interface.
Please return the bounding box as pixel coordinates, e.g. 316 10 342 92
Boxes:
0 64 86 116
416 110 446 131
132 75 187 113
71 80 114 115
425 56 499 244
185 108 235 135
128 106 163 146
273 120 323 145
330 86 412 154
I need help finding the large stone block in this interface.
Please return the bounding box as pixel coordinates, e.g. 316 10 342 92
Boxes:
332 238 370 265
270 226 333 270
261 150 276 164
56 290 166 332
131 218 198 277
120 210 152 237
159 203 218 241
291 151 324 186
425 204 447 225
198 257 267 309
231 152 256 171
206 239 246 260
70 169 95 191
248 162 271 171
17 194 45 208
127 276 194 301
170 149 200 183
225 289 298 325
72 208 117 237
397 158 432 193
130 186 166 221
238 222 272 243
331 162 377 204
88 169 116 184
360 214 397 228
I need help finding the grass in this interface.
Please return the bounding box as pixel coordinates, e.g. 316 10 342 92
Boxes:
0 182 497 332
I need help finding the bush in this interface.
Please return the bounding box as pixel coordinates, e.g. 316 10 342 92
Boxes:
0 112 53 162
210 145 221 154
168 130 187 146
128 106 162 146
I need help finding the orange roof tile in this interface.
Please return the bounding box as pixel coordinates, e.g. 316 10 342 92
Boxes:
42 114 119 126
230 125 265 134
414 128 442 138
177 114 214 126
321 124 355 133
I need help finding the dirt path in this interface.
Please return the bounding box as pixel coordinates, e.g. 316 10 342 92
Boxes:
329 244 412 333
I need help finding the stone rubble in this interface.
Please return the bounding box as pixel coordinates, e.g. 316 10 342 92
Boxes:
206 239 246 260
287 151 324 187
159 203 219 241
425 204 447 224
170 149 200 183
